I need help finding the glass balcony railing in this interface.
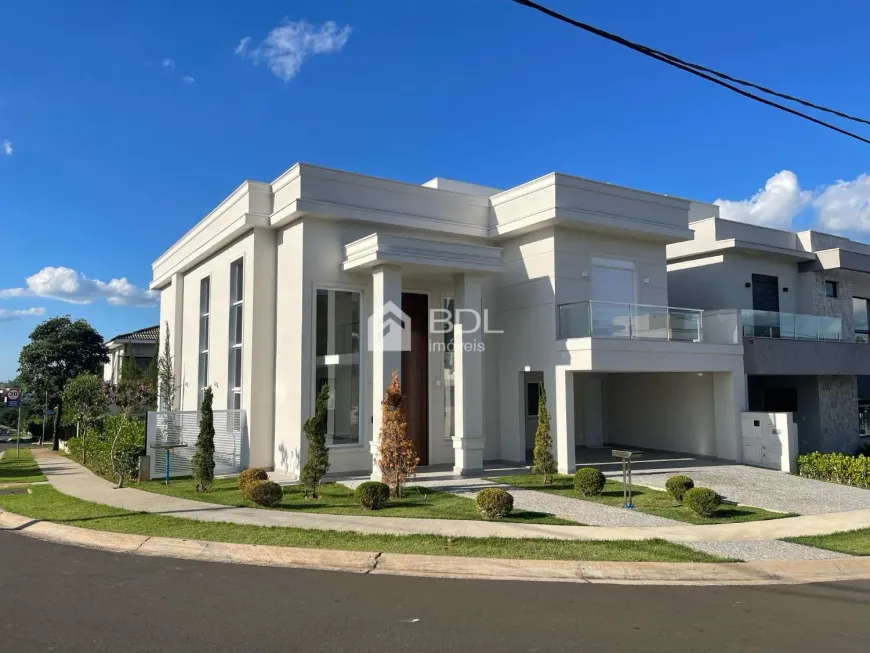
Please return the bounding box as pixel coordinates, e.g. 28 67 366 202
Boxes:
740 310 842 341
558 301 703 342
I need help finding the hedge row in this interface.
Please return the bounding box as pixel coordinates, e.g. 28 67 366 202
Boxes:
67 414 145 485
796 452 870 488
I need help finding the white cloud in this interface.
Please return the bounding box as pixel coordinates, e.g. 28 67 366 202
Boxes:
162 58 175 70
812 174 870 234
2 140 12 156
0 267 157 307
234 36 251 56
182 75 195 84
0 307 45 322
237 19 352 81
714 170 813 229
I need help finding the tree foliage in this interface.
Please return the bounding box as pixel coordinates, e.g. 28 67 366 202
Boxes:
191 387 216 492
377 371 418 498
18 316 108 450
62 372 108 465
157 323 176 411
532 382 556 484
301 383 331 498
111 356 156 417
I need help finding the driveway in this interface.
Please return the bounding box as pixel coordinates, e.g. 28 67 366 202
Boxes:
575 448 870 515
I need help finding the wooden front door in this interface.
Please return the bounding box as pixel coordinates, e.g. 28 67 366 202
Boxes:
401 292 429 466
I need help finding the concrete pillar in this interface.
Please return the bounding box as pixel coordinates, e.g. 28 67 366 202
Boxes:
555 367 576 474
452 273 485 474
164 271 184 411
370 265 403 479
713 371 746 462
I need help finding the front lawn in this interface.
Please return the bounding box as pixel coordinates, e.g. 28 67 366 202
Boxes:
0 447 46 484
784 529 870 556
0 485 732 562
138 476 577 525
489 474 792 525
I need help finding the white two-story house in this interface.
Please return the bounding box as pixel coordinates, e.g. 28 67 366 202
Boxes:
150 164 746 478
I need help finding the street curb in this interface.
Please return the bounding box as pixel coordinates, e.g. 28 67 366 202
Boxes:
2 508 869 586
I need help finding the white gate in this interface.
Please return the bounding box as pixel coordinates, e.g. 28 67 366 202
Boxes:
146 410 247 479
741 412 797 473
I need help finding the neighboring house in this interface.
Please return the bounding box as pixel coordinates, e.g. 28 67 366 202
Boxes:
150 163 746 478
667 207 870 455
103 325 160 384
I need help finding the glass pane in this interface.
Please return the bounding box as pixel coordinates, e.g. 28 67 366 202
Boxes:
632 305 668 339
230 348 242 389
854 298 869 332
232 304 243 345
231 260 244 303
443 298 455 440
200 278 210 314
232 392 241 411
333 291 360 355
316 290 328 357
199 316 209 351
317 362 360 445
198 352 208 388
669 309 701 342
590 302 631 338
558 302 590 339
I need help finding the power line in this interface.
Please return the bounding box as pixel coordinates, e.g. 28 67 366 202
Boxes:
510 0 870 145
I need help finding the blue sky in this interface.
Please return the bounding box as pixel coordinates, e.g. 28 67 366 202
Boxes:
3 0 870 380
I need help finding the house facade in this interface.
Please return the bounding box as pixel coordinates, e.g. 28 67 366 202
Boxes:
667 208 870 455
103 325 160 384
151 164 747 478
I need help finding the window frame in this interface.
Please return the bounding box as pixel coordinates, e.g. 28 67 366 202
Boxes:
441 295 455 441
825 280 839 298
228 258 244 413
311 284 366 449
197 276 211 408
853 296 870 343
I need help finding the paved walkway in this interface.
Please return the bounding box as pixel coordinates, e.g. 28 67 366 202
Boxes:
27 452 866 561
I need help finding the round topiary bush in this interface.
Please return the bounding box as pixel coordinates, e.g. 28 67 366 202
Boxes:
665 475 695 504
476 488 514 519
238 467 269 491
574 467 606 496
244 479 284 507
683 487 721 517
354 481 390 510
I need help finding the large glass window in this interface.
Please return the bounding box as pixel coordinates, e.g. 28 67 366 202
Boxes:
197 277 210 407
442 298 455 441
854 297 869 343
315 289 361 445
228 259 244 411
860 403 870 436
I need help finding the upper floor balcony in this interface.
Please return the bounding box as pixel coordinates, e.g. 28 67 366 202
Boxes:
557 300 704 342
740 310 842 342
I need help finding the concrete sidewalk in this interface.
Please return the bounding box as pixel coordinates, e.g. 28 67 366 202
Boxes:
31 450 870 544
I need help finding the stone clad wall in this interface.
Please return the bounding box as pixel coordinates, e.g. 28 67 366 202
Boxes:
817 375 859 453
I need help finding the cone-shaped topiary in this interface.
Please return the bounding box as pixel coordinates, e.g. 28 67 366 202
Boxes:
191 387 216 492
377 371 419 498
532 383 557 484
301 383 331 499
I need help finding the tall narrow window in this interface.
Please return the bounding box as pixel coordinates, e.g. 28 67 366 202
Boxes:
314 289 361 445
442 297 455 441
197 277 210 408
227 259 244 412
854 297 869 343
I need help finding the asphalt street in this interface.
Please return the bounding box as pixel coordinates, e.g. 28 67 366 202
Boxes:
0 531 868 652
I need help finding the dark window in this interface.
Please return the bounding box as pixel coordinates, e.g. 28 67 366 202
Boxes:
825 280 838 298
751 274 780 312
763 387 798 413
526 382 541 418
854 297 869 343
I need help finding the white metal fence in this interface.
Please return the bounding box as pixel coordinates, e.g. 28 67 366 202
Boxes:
146 410 247 479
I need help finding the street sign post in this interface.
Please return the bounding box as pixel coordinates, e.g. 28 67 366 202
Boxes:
5 388 20 409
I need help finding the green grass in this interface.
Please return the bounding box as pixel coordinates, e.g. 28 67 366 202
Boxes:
0 447 46 484
138 476 576 525
0 485 731 562
489 474 793 525
785 529 870 556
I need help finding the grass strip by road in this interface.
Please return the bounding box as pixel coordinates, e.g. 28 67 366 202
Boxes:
0 485 732 562
784 529 870 556
0 447 46 484
138 477 576 525
489 474 792 525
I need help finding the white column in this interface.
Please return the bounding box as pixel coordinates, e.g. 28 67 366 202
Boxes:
452 274 485 475
713 371 746 463
170 271 184 410
555 367 576 474
370 265 403 479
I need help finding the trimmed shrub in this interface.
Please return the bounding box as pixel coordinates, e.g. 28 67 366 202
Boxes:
683 487 721 518
797 452 870 488
244 480 284 507
354 481 390 510
573 467 606 496
665 475 695 504
476 488 514 519
238 468 268 492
